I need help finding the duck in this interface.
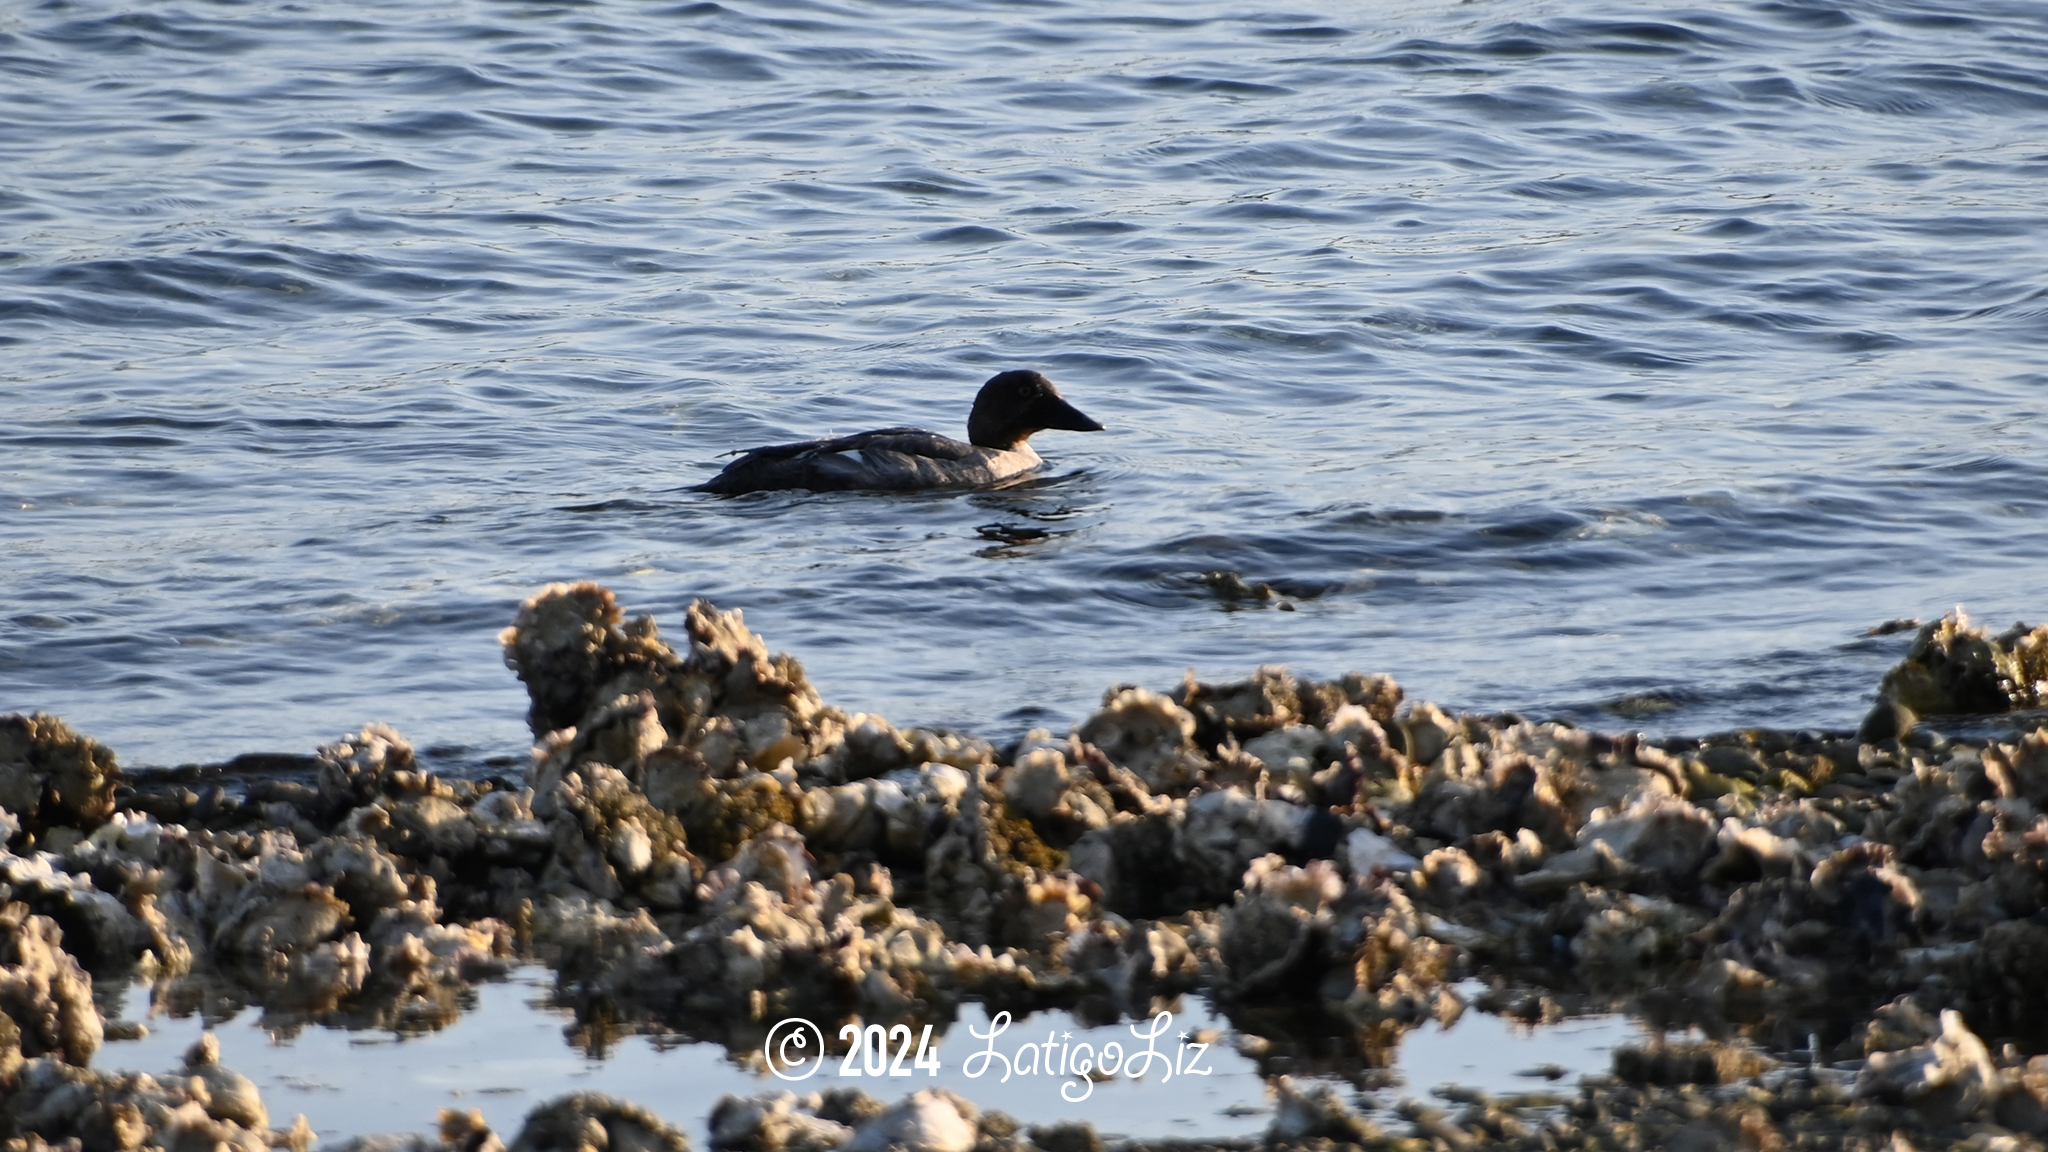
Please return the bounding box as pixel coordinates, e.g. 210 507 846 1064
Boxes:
700 370 1104 494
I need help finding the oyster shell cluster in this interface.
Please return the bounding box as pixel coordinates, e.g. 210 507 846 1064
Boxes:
3 590 2048 1151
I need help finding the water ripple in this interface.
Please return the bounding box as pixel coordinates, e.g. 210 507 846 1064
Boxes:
1 0 2045 764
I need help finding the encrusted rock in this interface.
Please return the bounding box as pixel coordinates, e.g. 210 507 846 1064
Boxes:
708 1091 853 1152
843 1088 977 1152
1264 1076 1381 1145
0 713 121 849
1075 689 1204 793
0 904 102 1065
1855 1008 2002 1122
508 1090 690 1152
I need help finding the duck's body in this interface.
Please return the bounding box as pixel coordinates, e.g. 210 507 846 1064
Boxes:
701 370 1101 495
701 428 1044 494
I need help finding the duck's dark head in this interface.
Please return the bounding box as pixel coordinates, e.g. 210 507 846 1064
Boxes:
967 370 1104 451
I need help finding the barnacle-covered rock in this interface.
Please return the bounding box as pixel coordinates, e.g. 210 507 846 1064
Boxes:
1855 1008 2003 1122
1218 856 1343 994
1876 609 2048 718
0 713 121 849
1575 792 1720 891
921 772 1063 946
1418 846 1485 901
1264 1076 1382 1145
30 583 2048 1152
1334 879 1459 1032
1075 689 1205 794
1570 891 1707 977
1612 1038 1775 1085
1173 667 1302 744
0 904 102 1065
182 1031 269 1130
1239 726 1329 793
508 1090 690 1152
0 844 156 971
800 765 969 859
844 1087 978 1152
1176 789 1318 898
0 1052 317 1152
1066 814 1182 916
576 825 955 1026
316 723 426 813
997 733 1072 822
500 583 678 738
531 749 699 902
709 1091 854 1152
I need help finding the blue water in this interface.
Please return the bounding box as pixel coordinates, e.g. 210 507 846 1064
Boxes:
5 0 2048 770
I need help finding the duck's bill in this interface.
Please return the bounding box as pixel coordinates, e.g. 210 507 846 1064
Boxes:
1035 394 1105 432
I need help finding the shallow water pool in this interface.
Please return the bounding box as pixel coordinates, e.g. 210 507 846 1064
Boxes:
102 970 1642 1143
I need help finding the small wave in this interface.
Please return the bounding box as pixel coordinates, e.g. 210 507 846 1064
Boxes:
916 225 1018 245
32 12 259 55
359 63 512 94
351 109 512 139
1031 219 1142 237
1130 74 1294 96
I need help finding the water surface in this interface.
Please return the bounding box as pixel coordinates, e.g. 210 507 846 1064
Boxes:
4 0 2047 767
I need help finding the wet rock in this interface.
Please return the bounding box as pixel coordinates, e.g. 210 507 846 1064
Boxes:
219 884 350 956
0 713 121 849
1856 1009 2003 1123
1419 846 1485 900
1334 881 1459 1032
1177 790 1314 898
0 904 102 1065
844 1088 977 1152
1858 695 1916 744
1570 891 1707 976
0 1050 315 1152
1264 1076 1380 1145
1219 857 1343 994
1075 689 1205 794
800 765 969 859
316 723 425 813
600 824 957 1025
1612 1039 1775 1085
1574 793 1720 892
708 1092 852 1152
1240 726 1327 793
1985 729 2048 808
182 1031 268 1130
1024 1121 1102 1152
501 583 679 739
1877 610 2048 716
509 1091 690 1152
1172 668 1304 747
1066 815 1182 917
533 750 700 903
920 772 1066 947
31 583 2048 1152
1342 827 1417 876
1860 994 1943 1055
998 735 1072 823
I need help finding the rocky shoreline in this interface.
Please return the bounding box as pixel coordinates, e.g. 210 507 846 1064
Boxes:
3 584 2048 1151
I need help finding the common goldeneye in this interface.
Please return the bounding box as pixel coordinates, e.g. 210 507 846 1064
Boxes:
700 370 1103 494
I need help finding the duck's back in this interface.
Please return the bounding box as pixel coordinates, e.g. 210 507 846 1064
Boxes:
700 427 1039 494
